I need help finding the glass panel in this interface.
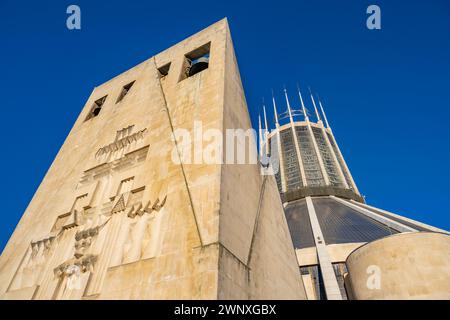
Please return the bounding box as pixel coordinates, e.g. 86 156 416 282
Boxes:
295 126 324 186
350 202 431 232
284 199 315 249
313 197 398 245
312 127 344 187
326 133 353 188
280 129 303 190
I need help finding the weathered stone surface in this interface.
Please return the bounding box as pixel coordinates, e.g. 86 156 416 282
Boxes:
345 232 450 299
0 18 306 300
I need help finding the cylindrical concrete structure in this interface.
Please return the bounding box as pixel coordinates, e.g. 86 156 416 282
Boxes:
345 232 450 299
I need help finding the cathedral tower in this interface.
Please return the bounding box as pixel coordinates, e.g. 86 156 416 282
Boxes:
0 19 306 300
262 87 449 300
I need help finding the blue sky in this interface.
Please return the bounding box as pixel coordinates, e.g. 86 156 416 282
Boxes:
0 0 449 251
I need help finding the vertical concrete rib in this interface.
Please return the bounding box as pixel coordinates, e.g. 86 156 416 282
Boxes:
328 131 360 194
272 95 287 192
274 130 287 192
272 91 286 192
320 124 349 188
305 196 343 300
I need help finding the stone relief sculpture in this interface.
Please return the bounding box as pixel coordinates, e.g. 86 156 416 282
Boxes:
95 125 147 163
110 196 167 266
78 146 149 188
8 236 56 291
5 124 169 299
52 216 109 299
53 254 97 299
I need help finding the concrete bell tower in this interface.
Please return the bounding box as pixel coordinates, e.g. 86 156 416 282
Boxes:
0 19 306 300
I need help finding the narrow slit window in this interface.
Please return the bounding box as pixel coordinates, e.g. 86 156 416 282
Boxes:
85 95 107 121
179 42 210 81
116 81 135 103
158 63 171 78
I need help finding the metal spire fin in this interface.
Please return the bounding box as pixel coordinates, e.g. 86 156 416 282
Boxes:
317 94 331 129
258 114 263 156
297 83 308 120
272 89 279 125
308 86 322 122
262 100 270 156
263 100 269 132
284 87 294 122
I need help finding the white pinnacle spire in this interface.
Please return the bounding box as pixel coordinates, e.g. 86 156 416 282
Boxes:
297 84 308 120
272 90 279 126
318 95 331 129
284 87 294 123
262 100 269 156
258 114 263 156
263 101 269 133
308 87 322 122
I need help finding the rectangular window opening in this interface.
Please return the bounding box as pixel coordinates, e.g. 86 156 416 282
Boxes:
179 42 211 81
116 81 135 104
85 95 107 121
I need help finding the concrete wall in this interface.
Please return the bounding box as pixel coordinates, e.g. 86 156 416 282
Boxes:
217 21 306 299
345 232 450 299
296 242 365 267
0 19 305 300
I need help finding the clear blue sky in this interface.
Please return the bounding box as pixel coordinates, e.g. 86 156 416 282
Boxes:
1 0 449 251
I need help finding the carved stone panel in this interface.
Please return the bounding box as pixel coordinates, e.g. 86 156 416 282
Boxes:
8 236 56 292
